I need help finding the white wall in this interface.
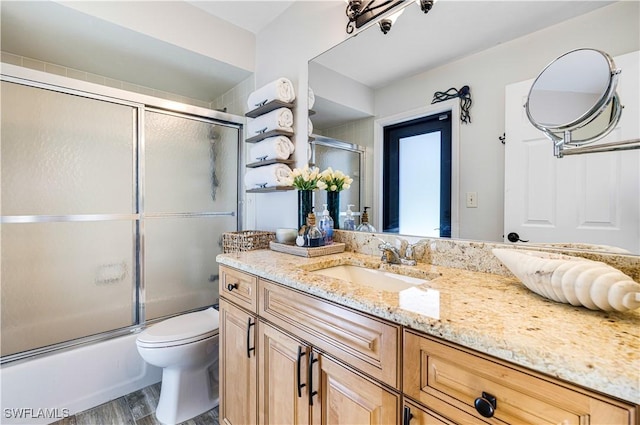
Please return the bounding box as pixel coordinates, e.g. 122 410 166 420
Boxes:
58 1 255 73
249 1 350 231
309 62 374 116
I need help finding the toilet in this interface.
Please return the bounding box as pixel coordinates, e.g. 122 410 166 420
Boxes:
136 307 220 425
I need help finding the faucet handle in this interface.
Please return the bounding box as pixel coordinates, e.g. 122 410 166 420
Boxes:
405 241 426 261
376 238 393 250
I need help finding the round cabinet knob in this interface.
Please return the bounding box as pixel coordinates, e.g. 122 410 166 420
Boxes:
227 283 239 291
474 392 497 418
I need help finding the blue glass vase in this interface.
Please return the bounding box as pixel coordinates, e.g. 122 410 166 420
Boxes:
327 191 340 230
298 190 313 230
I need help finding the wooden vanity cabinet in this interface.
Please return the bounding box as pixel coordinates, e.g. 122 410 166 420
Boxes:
258 322 400 425
258 321 311 424
219 266 259 425
219 298 257 425
403 330 637 425
220 265 401 425
219 265 637 425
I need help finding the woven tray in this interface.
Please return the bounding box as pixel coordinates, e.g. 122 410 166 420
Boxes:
269 241 345 258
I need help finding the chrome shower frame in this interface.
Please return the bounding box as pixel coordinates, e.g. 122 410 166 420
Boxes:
0 63 245 365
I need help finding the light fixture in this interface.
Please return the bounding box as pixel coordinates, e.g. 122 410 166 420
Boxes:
345 0 435 35
417 0 435 14
345 0 404 34
378 8 404 35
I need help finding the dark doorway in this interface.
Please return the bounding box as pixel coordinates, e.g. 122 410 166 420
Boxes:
383 113 452 237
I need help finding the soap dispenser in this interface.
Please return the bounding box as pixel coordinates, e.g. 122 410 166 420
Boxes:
319 204 334 244
356 207 376 232
343 204 356 230
305 209 325 247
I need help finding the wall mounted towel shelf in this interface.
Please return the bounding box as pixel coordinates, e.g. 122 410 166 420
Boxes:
245 100 295 118
246 129 294 144
246 186 294 193
246 158 295 168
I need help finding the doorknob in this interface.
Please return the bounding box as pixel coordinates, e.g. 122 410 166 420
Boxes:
507 232 529 243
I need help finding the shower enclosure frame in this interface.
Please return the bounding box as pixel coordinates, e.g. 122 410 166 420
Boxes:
0 63 245 365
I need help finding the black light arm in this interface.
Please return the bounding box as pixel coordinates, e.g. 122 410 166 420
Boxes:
346 0 403 34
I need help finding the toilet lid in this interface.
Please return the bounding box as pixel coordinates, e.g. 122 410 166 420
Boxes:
136 307 219 346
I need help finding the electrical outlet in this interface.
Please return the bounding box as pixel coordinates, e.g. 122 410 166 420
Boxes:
466 192 478 208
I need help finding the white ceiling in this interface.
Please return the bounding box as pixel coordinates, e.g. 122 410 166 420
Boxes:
186 1 295 34
0 1 260 102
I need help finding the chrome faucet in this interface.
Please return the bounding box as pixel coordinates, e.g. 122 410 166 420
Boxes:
378 240 417 266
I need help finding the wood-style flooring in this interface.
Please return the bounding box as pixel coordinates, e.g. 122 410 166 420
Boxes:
50 382 219 425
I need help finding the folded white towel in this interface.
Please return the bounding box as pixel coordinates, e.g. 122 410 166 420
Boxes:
244 164 292 188
247 107 293 136
308 86 316 110
308 117 313 136
247 78 296 109
249 135 295 161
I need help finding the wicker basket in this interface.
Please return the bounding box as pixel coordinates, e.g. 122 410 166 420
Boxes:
223 230 275 253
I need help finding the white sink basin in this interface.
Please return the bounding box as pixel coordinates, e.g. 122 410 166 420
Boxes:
310 265 427 292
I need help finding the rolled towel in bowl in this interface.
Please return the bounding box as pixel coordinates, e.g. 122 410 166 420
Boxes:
247 78 295 109
249 135 295 161
247 107 293 136
244 163 292 189
308 117 313 136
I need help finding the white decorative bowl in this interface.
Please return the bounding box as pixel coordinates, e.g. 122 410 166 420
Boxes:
492 248 640 312
275 228 297 244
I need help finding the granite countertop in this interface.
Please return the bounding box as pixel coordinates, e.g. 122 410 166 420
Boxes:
216 249 640 405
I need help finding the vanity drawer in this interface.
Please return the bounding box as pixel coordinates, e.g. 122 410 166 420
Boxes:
219 265 258 313
258 279 401 389
403 330 636 425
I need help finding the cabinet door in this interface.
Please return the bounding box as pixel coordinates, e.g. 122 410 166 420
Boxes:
219 299 257 425
403 400 456 425
403 330 635 425
258 321 312 425
310 351 400 425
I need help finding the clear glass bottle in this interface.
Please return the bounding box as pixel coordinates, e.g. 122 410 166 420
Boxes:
356 206 376 232
343 204 356 230
305 211 325 247
318 203 334 244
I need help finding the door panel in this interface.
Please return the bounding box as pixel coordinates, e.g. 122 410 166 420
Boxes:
258 322 311 425
504 51 639 253
219 299 257 425
312 352 400 425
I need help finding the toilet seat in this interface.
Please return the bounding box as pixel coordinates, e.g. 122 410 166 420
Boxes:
136 307 219 348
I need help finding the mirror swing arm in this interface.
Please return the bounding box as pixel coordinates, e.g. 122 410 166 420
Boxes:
526 48 640 158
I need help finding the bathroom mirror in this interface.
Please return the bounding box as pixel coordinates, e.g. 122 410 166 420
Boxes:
309 0 640 255
525 48 622 157
310 136 364 224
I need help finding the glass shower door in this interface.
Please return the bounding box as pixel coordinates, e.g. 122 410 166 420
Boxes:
143 110 239 320
1 81 137 357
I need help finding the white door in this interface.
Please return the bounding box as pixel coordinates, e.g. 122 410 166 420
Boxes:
504 51 639 254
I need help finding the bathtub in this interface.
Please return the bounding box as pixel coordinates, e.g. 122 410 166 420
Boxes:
0 333 162 425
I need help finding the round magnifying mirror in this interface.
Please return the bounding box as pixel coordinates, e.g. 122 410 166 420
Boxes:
526 48 622 152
